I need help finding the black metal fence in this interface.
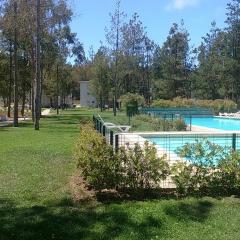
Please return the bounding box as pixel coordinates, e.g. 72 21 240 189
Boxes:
93 115 120 151
93 114 239 158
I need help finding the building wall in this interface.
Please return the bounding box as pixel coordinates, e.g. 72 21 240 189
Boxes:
80 81 96 107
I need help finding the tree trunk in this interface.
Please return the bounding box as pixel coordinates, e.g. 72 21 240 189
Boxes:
21 92 26 117
34 0 41 130
56 64 59 114
7 40 13 118
31 82 35 121
13 1 18 127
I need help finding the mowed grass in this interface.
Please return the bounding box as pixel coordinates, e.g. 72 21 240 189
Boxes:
1 109 240 240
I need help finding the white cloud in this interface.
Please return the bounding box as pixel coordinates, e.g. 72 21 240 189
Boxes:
165 0 201 11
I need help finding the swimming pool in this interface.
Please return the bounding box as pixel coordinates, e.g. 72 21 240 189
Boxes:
146 135 238 154
185 117 240 131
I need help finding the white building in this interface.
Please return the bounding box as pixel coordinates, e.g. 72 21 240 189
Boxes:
80 81 96 107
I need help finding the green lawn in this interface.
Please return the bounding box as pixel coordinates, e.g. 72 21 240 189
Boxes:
1 108 240 240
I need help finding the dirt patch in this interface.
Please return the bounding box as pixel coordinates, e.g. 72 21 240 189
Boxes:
69 172 95 203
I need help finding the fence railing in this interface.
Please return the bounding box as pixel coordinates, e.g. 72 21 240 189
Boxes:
93 115 240 188
93 115 239 157
140 107 214 117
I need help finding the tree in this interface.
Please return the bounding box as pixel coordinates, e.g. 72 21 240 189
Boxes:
153 21 194 99
120 13 155 102
105 0 125 116
90 46 111 111
34 0 41 130
13 1 18 127
0 0 83 127
225 0 240 104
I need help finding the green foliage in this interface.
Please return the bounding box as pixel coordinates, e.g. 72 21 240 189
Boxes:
152 98 237 113
75 123 122 190
131 114 186 131
0 106 6 115
172 139 240 196
75 123 170 190
120 93 145 110
118 142 169 189
211 152 240 195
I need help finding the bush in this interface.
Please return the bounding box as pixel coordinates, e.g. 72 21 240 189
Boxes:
120 93 145 115
75 123 122 190
172 139 240 196
152 98 237 113
131 114 186 131
75 123 170 190
118 142 169 189
211 151 240 195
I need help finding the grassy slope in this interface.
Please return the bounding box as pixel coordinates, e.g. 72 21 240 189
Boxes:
0 108 240 240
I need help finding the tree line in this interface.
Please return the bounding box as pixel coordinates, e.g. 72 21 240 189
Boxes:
0 0 239 124
0 0 85 129
81 0 240 110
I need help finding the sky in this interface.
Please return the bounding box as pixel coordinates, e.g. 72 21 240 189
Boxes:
68 0 230 56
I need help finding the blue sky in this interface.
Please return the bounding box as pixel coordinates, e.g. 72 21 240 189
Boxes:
69 0 229 56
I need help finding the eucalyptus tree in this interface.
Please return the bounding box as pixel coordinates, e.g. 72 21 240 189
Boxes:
105 0 125 115
195 22 228 99
153 21 193 99
121 14 155 103
0 0 82 128
225 0 240 103
90 46 111 111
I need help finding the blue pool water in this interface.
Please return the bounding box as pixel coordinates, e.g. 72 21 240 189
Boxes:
185 117 240 131
146 136 237 154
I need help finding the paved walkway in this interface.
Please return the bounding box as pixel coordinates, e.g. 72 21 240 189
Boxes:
0 109 51 127
41 108 51 116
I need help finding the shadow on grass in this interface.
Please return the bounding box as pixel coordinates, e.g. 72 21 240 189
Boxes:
164 200 213 223
96 188 177 204
0 198 165 240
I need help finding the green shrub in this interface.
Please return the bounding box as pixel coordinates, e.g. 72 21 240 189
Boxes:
211 151 240 195
172 139 240 196
120 93 145 115
152 98 237 113
118 142 169 189
131 114 186 131
171 161 195 196
74 123 122 190
75 123 170 190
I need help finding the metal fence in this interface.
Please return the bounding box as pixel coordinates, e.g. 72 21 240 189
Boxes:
140 107 214 117
93 115 240 188
93 114 239 159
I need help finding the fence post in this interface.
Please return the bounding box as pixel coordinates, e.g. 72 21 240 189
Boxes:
163 114 166 131
115 134 119 152
232 133 236 151
96 118 99 131
103 125 106 137
110 131 114 146
93 115 96 128
99 121 102 134
190 115 192 131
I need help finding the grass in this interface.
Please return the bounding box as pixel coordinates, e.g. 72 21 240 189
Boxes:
95 109 186 132
1 108 240 240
